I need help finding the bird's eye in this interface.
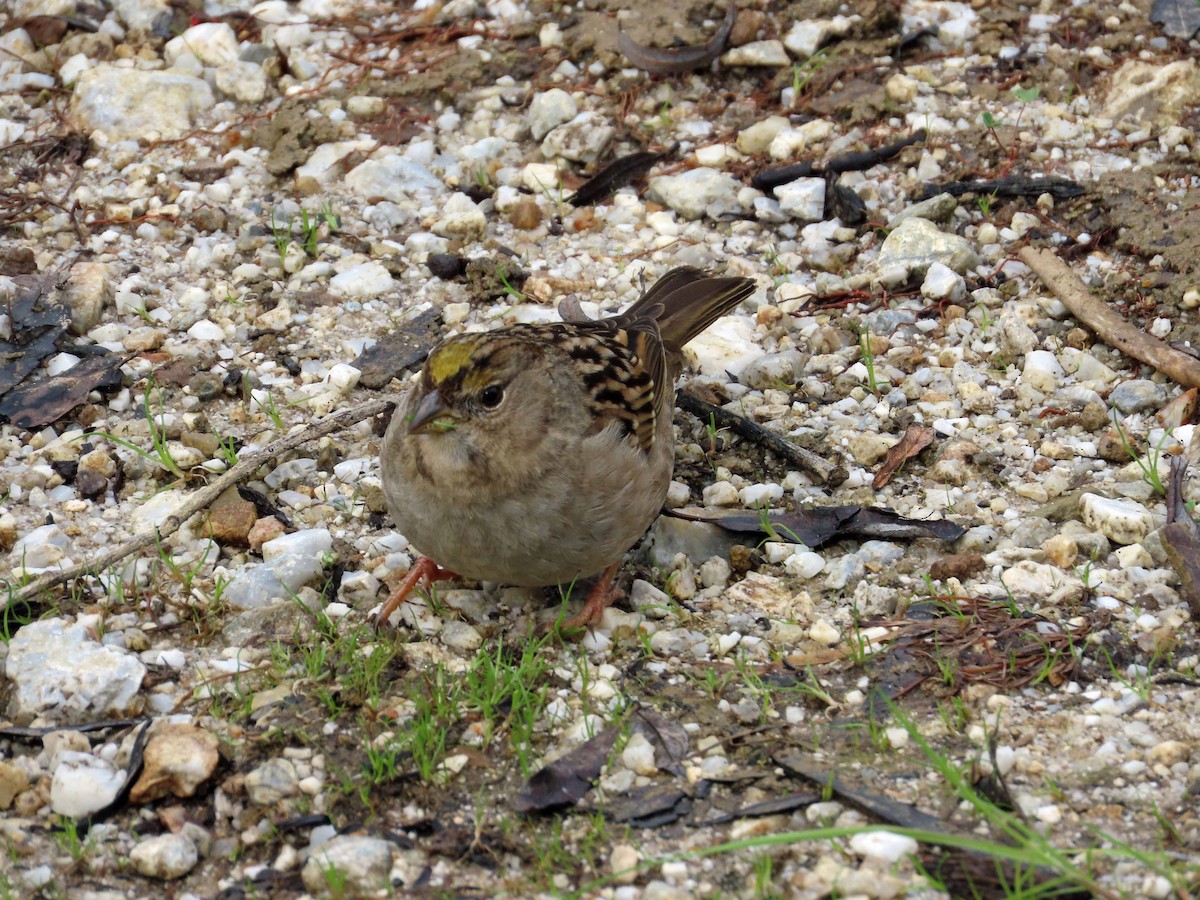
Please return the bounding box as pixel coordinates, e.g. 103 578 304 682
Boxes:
480 385 504 408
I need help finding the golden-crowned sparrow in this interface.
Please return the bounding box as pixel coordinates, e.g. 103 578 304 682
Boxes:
377 266 756 629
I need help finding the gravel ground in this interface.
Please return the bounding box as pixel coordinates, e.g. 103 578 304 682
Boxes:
0 0 1199 897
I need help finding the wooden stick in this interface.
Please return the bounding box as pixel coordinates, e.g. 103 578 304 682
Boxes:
1019 247 1200 389
9 397 394 606
678 390 848 486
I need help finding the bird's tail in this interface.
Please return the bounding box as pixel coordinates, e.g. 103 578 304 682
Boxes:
624 266 757 352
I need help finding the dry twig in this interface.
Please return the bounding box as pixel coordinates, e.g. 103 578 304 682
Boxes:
1019 247 1200 388
8 398 393 606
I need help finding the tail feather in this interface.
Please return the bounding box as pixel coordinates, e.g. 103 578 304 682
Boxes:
623 266 756 352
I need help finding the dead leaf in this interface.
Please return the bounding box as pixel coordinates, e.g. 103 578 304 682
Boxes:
666 505 966 547
874 424 934 488
514 726 616 813
0 352 123 429
631 708 689 772
603 784 692 827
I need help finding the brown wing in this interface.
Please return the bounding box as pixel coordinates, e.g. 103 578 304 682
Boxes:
529 267 754 454
543 317 665 454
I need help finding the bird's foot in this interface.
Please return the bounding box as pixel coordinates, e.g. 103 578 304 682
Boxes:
556 561 623 638
375 556 457 627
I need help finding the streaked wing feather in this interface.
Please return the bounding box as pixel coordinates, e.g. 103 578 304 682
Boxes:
533 268 755 455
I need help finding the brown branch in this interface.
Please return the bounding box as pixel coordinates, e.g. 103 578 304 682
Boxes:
1019 247 1200 389
678 390 848 486
9 397 394 606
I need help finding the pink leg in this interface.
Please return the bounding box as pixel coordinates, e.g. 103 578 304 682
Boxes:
560 560 623 632
375 556 457 627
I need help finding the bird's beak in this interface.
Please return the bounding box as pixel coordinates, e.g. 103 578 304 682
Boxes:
406 391 457 434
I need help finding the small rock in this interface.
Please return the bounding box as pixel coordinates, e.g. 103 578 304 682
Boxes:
301 836 394 896
164 22 239 67
921 262 965 301
775 177 825 222
432 192 486 239
1147 740 1190 767
928 552 986 581
70 66 214 140
621 733 657 776
528 88 576 141
508 198 542 230
740 350 806 389
50 750 125 817
736 116 790 154
0 760 30 809
630 579 670 616
809 618 840 645
11 523 70 569
849 830 918 863
213 60 268 103
610 843 640 884
0 245 36 275
783 16 856 59
1108 379 1169 414
702 482 739 506
722 39 789 67
130 834 199 880
344 154 444 203
888 192 957 227
329 262 394 298
440 620 483 652
129 724 220 804
1102 59 1200 128
541 111 614 164
1022 350 1065 393
1080 494 1154 545
1042 534 1078 568
206 499 258 546
248 516 286 550
699 556 732 588
245 758 298 805
646 167 750 220
6 619 145 724
876 217 980 276
783 551 824 579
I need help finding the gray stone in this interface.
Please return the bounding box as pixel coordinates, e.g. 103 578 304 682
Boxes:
775 178 826 223
646 168 749 220
245 757 298 805
440 620 483 652
130 834 199 880
344 155 444 202
876 217 980 277
722 40 790 67
222 553 327 609
888 192 957 227
1009 518 1058 549
541 111 614 163
528 88 576 141
11 523 70 570
1108 379 1169 414
301 836 394 896
646 515 740 569
739 350 807 390
1080 494 1154 545
213 60 268 103
113 0 169 31
50 751 125 817
164 23 239 67
6 619 145 724
70 66 214 140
